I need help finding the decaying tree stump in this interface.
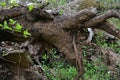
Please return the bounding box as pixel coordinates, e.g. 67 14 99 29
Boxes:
0 3 120 80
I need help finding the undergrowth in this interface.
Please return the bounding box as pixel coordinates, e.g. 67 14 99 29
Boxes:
42 49 77 80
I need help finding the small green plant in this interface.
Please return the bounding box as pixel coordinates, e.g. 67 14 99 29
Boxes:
41 48 59 65
83 58 111 80
107 18 120 29
0 2 6 7
9 19 22 32
23 29 31 38
43 64 77 80
0 19 31 38
8 0 19 7
9 19 16 25
59 10 64 15
15 23 22 32
0 24 3 27
3 21 13 31
48 0 67 8
42 54 48 62
28 5 34 11
41 48 77 80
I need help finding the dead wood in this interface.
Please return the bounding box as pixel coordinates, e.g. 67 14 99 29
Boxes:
0 5 120 80
0 6 54 22
83 10 120 28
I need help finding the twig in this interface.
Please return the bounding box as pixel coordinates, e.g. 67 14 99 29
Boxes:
0 57 16 63
18 52 22 80
72 34 84 80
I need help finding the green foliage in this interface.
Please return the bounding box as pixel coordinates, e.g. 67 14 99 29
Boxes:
9 0 17 3
41 48 59 65
42 47 118 80
108 42 120 53
42 53 48 62
107 18 120 29
58 0 67 6
42 48 77 80
82 45 110 80
0 2 6 7
84 59 111 80
48 0 67 8
95 32 120 53
27 0 49 11
9 19 22 33
23 29 31 38
9 2 19 7
0 19 31 38
47 0 67 16
15 23 22 32
59 10 64 15
44 65 77 80
0 1 19 8
9 19 16 25
99 0 120 11
0 24 3 27
49 48 58 58
3 21 13 31
28 5 34 11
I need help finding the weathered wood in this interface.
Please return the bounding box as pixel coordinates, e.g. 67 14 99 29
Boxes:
83 10 120 28
0 5 120 80
0 6 54 23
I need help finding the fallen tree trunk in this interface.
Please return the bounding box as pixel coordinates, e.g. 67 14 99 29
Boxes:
0 5 120 80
